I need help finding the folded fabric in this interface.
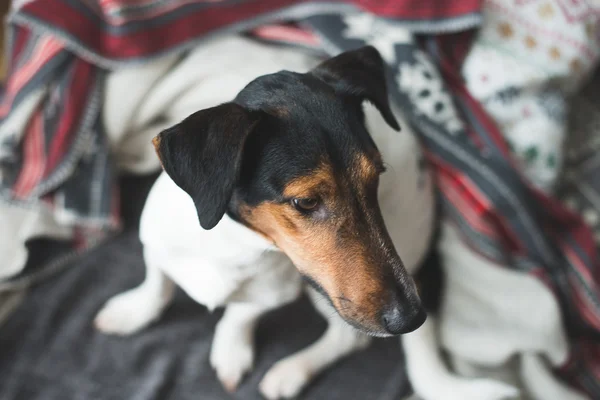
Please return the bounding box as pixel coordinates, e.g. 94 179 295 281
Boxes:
1 0 599 398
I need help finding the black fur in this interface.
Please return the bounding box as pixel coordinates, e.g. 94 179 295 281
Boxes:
153 103 261 229
311 46 399 131
154 46 399 230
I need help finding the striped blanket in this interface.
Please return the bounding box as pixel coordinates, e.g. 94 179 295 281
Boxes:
0 0 599 397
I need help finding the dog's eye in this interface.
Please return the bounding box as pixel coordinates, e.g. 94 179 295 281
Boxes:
292 198 319 212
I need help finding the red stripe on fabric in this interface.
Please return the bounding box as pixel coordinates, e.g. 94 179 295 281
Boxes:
20 0 310 60
427 151 501 239
430 153 484 215
441 171 485 216
45 60 94 173
441 217 524 269
13 110 45 198
46 0 483 26
545 193 598 269
251 25 320 45
442 167 525 254
572 287 600 331
101 0 228 25
461 91 513 154
7 37 62 97
438 168 496 237
21 0 481 61
0 38 64 117
355 0 481 19
435 31 474 66
423 119 526 254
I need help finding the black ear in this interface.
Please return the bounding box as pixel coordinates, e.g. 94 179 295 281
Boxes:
311 46 400 131
153 103 261 230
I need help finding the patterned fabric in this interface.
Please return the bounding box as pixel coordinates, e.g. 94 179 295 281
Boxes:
1 0 600 396
462 0 600 193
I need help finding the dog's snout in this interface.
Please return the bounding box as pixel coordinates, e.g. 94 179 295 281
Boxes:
381 299 426 335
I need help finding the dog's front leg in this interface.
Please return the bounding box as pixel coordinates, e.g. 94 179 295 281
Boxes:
210 302 269 393
212 255 303 394
95 253 175 335
402 315 519 400
259 287 371 400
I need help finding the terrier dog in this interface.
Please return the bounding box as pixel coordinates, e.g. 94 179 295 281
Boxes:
95 38 518 400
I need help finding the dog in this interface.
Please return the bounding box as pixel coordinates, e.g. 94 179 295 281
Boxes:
95 37 519 400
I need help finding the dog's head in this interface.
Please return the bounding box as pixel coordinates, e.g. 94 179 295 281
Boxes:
153 46 425 336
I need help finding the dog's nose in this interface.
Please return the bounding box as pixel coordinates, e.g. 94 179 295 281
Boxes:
381 303 426 335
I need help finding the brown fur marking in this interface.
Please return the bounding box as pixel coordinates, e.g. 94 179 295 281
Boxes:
282 162 335 199
152 135 164 167
356 153 378 180
240 155 395 330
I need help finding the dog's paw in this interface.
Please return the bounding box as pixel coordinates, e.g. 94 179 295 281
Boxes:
94 290 159 335
448 379 519 400
210 332 254 392
259 358 312 400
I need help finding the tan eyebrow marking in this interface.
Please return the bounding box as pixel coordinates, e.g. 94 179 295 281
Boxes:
283 162 335 199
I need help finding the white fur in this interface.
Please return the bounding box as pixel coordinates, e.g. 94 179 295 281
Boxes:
95 35 512 399
402 316 519 400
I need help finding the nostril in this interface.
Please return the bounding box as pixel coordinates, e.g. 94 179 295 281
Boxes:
381 305 426 335
382 307 403 334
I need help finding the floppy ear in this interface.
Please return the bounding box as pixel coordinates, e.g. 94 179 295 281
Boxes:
152 103 261 230
311 46 400 131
